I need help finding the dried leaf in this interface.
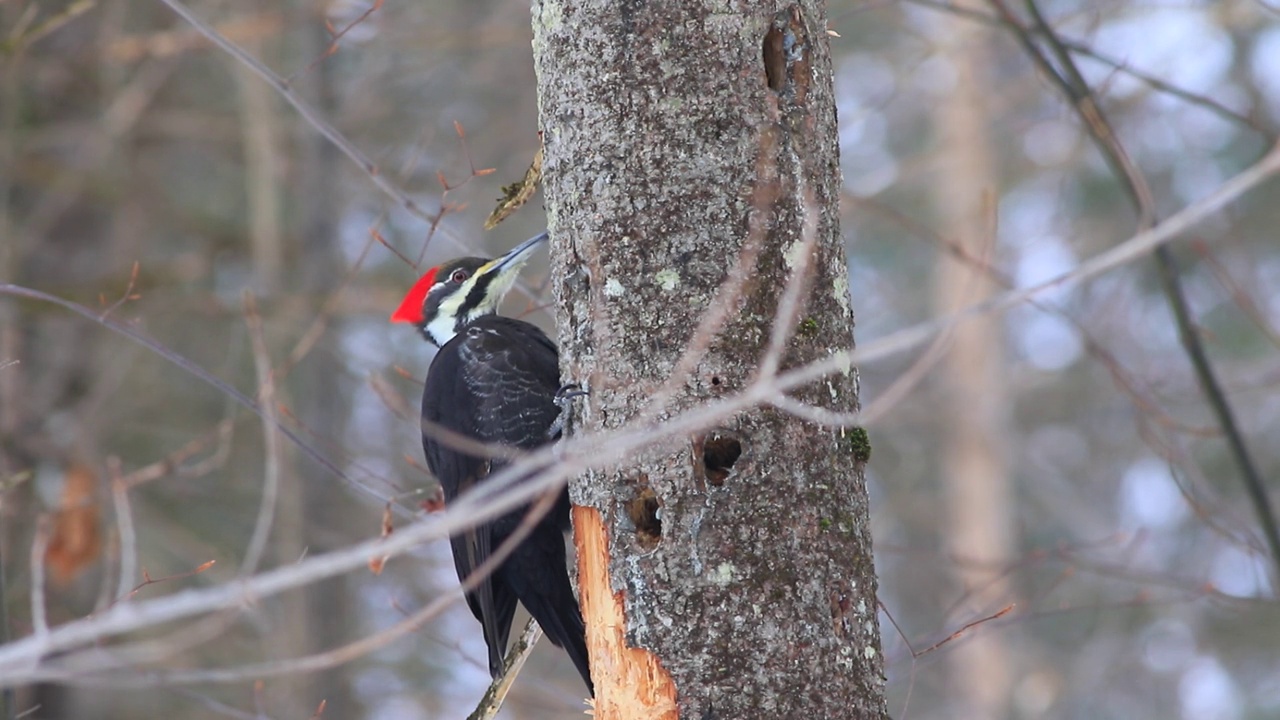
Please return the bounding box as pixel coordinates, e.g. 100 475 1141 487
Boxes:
381 503 394 537
46 463 102 584
369 504 394 575
421 485 446 513
484 147 543 229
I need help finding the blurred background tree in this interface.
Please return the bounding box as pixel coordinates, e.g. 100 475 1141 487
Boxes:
1 0 1278 718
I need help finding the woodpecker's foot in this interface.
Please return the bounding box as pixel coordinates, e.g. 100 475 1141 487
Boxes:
555 383 588 406
548 383 588 441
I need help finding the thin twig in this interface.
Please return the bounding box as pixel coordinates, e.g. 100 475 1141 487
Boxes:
639 129 779 418
756 192 819 381
467 618 543 720
117 419 236 490
154 0 467 255
97 261 142 322
241 293 281 576
20 492 558 687
100 561 217 612
28 518 50 641
0 283 396 513
905 0 1270 136
915 604 1016 656
110 466 138 603
284 0 383 86
1191 240 1280 350
998 0 1280 583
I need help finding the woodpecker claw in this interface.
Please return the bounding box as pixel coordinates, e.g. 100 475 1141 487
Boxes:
548 383 587 441
555 383 589 406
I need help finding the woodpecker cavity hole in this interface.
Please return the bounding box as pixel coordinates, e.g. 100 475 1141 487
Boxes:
761 6 811 101
701 433 743 486
763 24 787 92
628 486 663 551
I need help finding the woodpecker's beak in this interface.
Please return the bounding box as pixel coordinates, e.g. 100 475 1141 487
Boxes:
461 230 549 316
479 231 549 278
452 230 549 323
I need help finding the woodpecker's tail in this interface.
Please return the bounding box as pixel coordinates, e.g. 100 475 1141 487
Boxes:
502 525 594 695
528 586 592 695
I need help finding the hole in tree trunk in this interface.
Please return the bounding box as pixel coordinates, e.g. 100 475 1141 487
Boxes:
701 433 742 486
627 486 662 550
763 24 787 92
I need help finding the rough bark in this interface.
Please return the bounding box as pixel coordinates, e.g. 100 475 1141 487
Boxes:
931 8 1014 719
532 1 887 717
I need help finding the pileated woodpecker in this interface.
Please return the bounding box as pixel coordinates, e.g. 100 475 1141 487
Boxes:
390 231 592 693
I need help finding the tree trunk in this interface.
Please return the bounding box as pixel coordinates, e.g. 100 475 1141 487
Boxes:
532 2 888 717
273 14 358 718
930 9 1014 719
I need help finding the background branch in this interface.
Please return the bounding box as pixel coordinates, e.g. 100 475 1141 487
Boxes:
989 0 1280 582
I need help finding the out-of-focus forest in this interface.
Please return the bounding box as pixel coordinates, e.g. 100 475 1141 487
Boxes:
1 0 1278 718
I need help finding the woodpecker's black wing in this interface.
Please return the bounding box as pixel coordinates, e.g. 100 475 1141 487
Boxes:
421 315 591 691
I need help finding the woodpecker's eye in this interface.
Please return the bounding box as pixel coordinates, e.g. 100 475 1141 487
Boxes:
450 269 469 283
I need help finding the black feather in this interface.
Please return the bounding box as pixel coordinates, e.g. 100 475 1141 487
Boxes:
422 315 592 693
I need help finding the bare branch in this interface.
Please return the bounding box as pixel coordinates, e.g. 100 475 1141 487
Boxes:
756 193 819 381
117 419 236 490
467 618 543 720
915 605 1016 657
153 0 468 255
0 283 396 513
905 0 1272 136
993 0 1280 582
109 465 138 603
766 393 861 427
0 482 555 686
241 293 281 577
29 518 50 642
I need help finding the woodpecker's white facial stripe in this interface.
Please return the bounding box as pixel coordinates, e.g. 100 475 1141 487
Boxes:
424 309 459 346
425 281 469 346
423 257 527 346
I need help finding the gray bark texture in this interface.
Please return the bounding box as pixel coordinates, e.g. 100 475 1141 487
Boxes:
532 1 888 717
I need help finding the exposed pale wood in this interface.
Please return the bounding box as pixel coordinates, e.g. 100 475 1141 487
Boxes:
573 506 678 720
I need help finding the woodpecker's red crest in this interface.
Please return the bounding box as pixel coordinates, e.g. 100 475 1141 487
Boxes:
390 267 439 325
